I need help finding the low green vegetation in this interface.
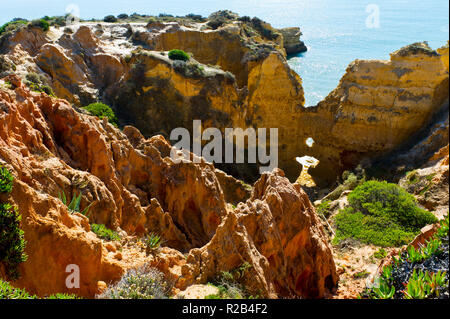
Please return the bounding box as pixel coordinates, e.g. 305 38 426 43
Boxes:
82 102 118 127
103 15 118 23
205 262 259 299
317 200 332 218
333 180 437 247
0 166 27 280
373 248 387 259
25 72 55 97
353 270 370 279
0 204 27 280
45 293 81 299
30 19 49 32
142 233 162 254
91 224 120 241
97 265 172 299
324 166 366 202
0 19 28 36
0 279 35 299
0 280 80 299
395 42 438 57
172 60 206 78
362 214 449 299
172 60 207 78
0 165 14 193
168 49 190 62
58 190 93 216
0 56 17 73
406 170 419 185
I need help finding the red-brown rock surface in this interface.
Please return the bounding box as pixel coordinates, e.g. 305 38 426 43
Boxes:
0 77 337 298
0 76 225 296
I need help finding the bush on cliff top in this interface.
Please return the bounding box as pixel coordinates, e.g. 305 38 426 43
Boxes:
168 49 190 62
25 72 56 97
333 180 437 247
82 102 118 127
0 20 27 36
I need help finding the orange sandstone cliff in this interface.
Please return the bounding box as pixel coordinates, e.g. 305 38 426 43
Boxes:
0 77 337 298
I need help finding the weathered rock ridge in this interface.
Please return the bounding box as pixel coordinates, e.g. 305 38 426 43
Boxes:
0 16 448 187
0 78 337 298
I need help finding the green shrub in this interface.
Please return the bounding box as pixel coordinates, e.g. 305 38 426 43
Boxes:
97 265 172 299
353 270 370 279
142 233 162 253
46 293 81 299
40 85 55 96
0 280 35 299
168 49 190 62
373 248 387 259
0 56 16 73
333 181 437 247
30 19 49 32
58 190 93 216
406 170 419 185
0 165 14 193
91 224 120 241
363 214 448 299
317 200 332 218
172 60 205 78
250 17 278 40
104 15 118 23
117 14 129 20
0 280 81 299
25 73 56 97
185 13 205 22
206 17 227 30
0 20 27 35
205 262 258 299
51 16 66 27
0 203 27 280
82 102 118 127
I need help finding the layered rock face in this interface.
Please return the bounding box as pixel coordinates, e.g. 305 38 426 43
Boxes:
279 27 307 54
0 78 337 298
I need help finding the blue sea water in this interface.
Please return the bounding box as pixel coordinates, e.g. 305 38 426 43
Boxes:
1 0 449 105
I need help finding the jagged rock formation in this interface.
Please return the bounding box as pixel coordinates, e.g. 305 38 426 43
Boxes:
1 19 447 187
306 42 449 185
0 77 337 298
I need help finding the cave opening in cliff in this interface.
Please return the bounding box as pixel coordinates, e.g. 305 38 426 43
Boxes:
306 137 315 147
